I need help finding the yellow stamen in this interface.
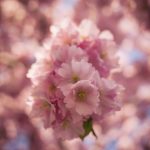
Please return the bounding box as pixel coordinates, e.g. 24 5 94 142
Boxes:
72 75 79 83
49 84 56 92
76 90 86 101
100 52 107 59
41 101 51 109
62 120 69 129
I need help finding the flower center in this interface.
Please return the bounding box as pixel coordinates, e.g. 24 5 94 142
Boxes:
42 101 51 109
64 37 72 45
49 84 56 92
100 51 107 59
76 90 86 101
72 75 79 83
62 119 69 129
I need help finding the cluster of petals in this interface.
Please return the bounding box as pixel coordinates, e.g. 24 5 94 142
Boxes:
27 19 123 139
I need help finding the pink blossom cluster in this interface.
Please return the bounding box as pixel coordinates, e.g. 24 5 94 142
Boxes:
27 19 122 139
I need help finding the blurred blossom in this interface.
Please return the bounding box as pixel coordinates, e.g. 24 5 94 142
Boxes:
0 93 44 150
0 52 27 96
0 0 150 149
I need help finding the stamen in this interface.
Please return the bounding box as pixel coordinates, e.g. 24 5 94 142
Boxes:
100 52 107 59
76 90 86 101
42 101 51 109
49 84 56 92
72 75 79 83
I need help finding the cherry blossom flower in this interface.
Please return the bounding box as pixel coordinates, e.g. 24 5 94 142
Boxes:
78 19 100 39
53 112 84 139
50 45 88 68
64 80 99 116
57 59 95 95
27 19 122 140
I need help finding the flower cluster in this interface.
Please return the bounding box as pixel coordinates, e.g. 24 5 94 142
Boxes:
27 19 122 140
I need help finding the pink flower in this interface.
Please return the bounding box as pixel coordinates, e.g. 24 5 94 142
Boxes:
30 96 56 128
29 73 66 128
50 19 78 46
99 78 122 114
78 19 100 39
79 38 117 77
30 88 66 128
50 45 87 68
31 72 63 101
27 50 53 85
57 59 95 95
53 112 84 139
91 72 122 120
64 80 99 115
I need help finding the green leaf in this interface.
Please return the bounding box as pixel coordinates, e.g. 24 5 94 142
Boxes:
80 118 97 140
